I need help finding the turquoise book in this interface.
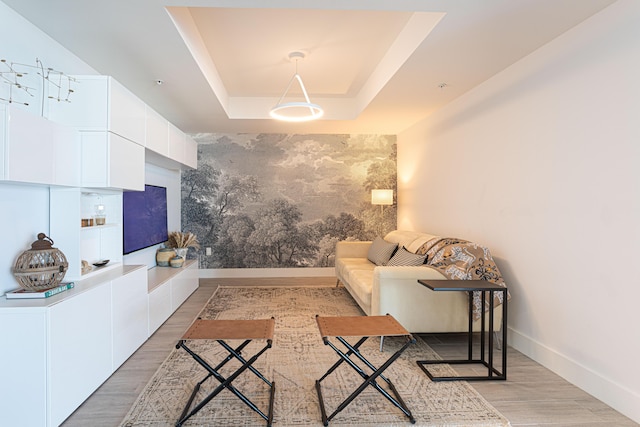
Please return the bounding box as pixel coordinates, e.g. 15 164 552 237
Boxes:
5 282 75 299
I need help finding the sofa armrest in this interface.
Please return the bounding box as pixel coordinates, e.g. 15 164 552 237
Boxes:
336 240 372 259
371 266 451 331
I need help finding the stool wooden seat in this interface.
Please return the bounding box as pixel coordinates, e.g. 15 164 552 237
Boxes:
182 318 275 341
175 318 276 426
315 314 416 426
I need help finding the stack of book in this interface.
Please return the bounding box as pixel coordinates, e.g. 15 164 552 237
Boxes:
5 282 75 299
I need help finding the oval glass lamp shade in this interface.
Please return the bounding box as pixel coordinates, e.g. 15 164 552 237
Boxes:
269 101 324 122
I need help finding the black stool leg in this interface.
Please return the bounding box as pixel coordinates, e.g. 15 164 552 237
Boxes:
316 335 416 425
176 340 274 427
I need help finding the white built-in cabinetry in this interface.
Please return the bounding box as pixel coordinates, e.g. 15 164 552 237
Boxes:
47 75 146 144
145 108 197 170
148 260 199 335
145 105 170 157
48 75 148 190
0 104 80 186
0 265 156 427
111 268 150 370
168 122 198 168
48 75 197 176
3 73 195 191
79 131 144 191
0 263 197 426
0 72 200 426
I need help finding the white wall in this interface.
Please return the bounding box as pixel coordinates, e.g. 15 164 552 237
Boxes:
0 1 97 116
398 0 639 422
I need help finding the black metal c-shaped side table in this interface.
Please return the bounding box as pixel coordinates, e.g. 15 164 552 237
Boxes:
416 279 507 381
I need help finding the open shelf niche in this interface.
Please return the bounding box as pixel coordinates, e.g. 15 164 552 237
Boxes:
50 187 123 281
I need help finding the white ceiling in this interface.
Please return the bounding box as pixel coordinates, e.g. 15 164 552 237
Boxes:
4 0 616 134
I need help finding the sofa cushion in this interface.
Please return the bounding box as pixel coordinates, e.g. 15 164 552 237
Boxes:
387 247 427 266
367 236 398 266
336 257 373 284
385 230 439 254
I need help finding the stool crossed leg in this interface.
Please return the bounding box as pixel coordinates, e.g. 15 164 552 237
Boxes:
176 338 275 427
316 335 416 425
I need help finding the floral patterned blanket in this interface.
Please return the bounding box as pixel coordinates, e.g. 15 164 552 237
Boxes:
415 237 510 320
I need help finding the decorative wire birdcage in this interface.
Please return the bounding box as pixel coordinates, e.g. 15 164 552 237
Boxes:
13 233 68 291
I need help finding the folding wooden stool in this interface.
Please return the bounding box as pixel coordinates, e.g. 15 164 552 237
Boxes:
314 314 416 426
175 318 276 427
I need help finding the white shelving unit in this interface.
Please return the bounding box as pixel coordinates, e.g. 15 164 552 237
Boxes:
50 187 123 281
0 71 200 426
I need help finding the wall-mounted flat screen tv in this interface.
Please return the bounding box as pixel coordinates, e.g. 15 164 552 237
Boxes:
123 184 168 255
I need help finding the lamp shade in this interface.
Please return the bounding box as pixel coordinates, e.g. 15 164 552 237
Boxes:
371 189 393 205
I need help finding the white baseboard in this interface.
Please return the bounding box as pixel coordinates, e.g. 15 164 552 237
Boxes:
198 267 335 279
508 328 640 424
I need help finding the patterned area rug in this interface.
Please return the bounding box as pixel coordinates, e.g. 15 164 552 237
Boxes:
121 286 510 426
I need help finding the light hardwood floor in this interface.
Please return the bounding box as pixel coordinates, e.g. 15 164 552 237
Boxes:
62 278 637 426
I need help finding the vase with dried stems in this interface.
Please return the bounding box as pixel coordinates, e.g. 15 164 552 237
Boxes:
167 231 200 259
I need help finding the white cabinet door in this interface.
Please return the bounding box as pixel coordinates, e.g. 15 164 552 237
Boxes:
1 104 54 184
48 283 112 427
53 122 81 186
168 122 186 164
184 134 198 169
171 261 199 311
0 310 48 427
48 75 146 146
0 104 82 187
145 105 169 156
109 78 146 145
81 131 144 190
148 280 172 335
112 267 149 369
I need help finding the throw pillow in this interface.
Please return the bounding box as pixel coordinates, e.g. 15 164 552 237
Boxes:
387 246 428 266
367 236 398 266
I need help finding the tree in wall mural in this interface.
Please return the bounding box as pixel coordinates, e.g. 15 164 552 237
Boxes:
181 133 397 268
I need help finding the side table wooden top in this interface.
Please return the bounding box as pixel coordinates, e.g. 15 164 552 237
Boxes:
418 279 507 292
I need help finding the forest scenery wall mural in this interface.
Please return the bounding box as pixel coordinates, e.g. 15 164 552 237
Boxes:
183 133 397 269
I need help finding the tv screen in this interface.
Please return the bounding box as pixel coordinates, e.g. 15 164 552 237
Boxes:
123 184 168 254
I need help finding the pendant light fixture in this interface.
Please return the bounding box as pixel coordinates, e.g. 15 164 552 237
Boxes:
269 51 323 122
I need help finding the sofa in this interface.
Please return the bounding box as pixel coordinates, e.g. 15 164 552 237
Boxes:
335 230 506 333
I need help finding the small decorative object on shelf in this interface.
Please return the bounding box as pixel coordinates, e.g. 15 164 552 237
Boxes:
169 255 185 268
175 247 188 258
156 247 176 267
166 231 200 259
92 259 109 268
94 200 106 225
81 260 92 275
13 233 69 291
